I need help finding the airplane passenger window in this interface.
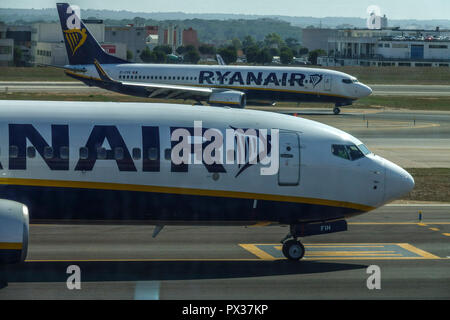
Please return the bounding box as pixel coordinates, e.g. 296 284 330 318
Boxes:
347 145 364 161
60 146 69 160
9 146 18 158
331 145 350 160
148 148 158 161
44 146 53 159
164 148 171 160
115 147 124 160
132 148 141 160
79 147 88 160
97 147 107 159
27 146 36 158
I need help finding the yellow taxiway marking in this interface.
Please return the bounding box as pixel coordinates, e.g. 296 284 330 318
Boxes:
430 227 440 231
238 244 277 260
25 258 265 262
396 244 441 259
443 233 450 237
240 243 442 260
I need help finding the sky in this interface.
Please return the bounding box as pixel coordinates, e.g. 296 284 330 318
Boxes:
1 0 450 20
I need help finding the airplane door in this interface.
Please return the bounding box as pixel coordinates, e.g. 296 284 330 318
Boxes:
324 75 332 91
278 132 300 186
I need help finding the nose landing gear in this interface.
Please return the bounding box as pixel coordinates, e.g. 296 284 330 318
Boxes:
282 239 305 261
280 224 305 261
333 107 341 115
279 220 348 261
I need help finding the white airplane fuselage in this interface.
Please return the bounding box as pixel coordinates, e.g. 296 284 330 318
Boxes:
66 64 373 107
0 100 412 224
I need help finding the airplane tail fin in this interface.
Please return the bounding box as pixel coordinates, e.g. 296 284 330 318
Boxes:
56 3 129 65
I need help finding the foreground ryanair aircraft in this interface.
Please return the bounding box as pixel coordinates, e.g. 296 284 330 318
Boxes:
0 100 414 263
56 3 372 114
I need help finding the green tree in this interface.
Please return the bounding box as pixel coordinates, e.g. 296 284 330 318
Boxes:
231 38 242 50
298 47 309 56
199 44 216 55
308 49 326 65
245 45 260 63
13 47 23 66
140 47 153 63
269 47 280 57
126 50 133 61
176 46 186 55
217 46 237 64
280 47 294 65
264 33 285 49
184 50 200 64
242 36 256 53
257 48 273 65
154 45 172 55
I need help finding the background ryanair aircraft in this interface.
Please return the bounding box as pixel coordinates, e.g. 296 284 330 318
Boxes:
56 3 372 114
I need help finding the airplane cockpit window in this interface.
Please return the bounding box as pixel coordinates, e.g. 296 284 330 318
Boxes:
358 144 372 156
342 78 359 84
332 144 367 161
332 145 350 160
346 145 364 160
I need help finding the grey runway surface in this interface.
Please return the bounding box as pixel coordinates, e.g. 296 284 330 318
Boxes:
1 82 450 96
0 205 449 299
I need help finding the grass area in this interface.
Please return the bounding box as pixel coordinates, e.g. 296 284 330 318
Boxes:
0 67 69 82
1 66 450 85
402 168 450 203
354 96 450 111
0 92 188 104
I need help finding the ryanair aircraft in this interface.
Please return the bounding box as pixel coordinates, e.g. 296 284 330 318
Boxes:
0 100 414 263
56 3 372 114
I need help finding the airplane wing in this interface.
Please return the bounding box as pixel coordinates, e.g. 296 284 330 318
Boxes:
93 59 213 100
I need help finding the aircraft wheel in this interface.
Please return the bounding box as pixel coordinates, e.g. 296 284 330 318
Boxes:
282 240 305 261
333 107 341 115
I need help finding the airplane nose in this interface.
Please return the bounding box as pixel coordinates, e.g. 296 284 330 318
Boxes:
358 84 372 98
384 161 415 203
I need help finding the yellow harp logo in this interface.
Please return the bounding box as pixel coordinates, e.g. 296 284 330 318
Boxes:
63 28 87 55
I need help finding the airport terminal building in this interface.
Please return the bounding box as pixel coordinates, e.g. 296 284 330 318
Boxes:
31 20 127 66
314 28 450 67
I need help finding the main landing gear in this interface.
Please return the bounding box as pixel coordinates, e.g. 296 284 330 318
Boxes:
280 225 305 261
333 106 341 115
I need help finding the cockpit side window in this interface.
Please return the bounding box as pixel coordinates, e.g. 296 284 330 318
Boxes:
332 145 350 160
347 145 364 161
342 78 358 84
332 144 368 161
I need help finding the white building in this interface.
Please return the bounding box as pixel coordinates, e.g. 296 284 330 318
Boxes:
319 28 450 67
31 21 126 66
0 25 14 66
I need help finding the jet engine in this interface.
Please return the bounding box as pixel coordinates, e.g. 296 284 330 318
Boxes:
208 90 246 108
0 200 29 264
